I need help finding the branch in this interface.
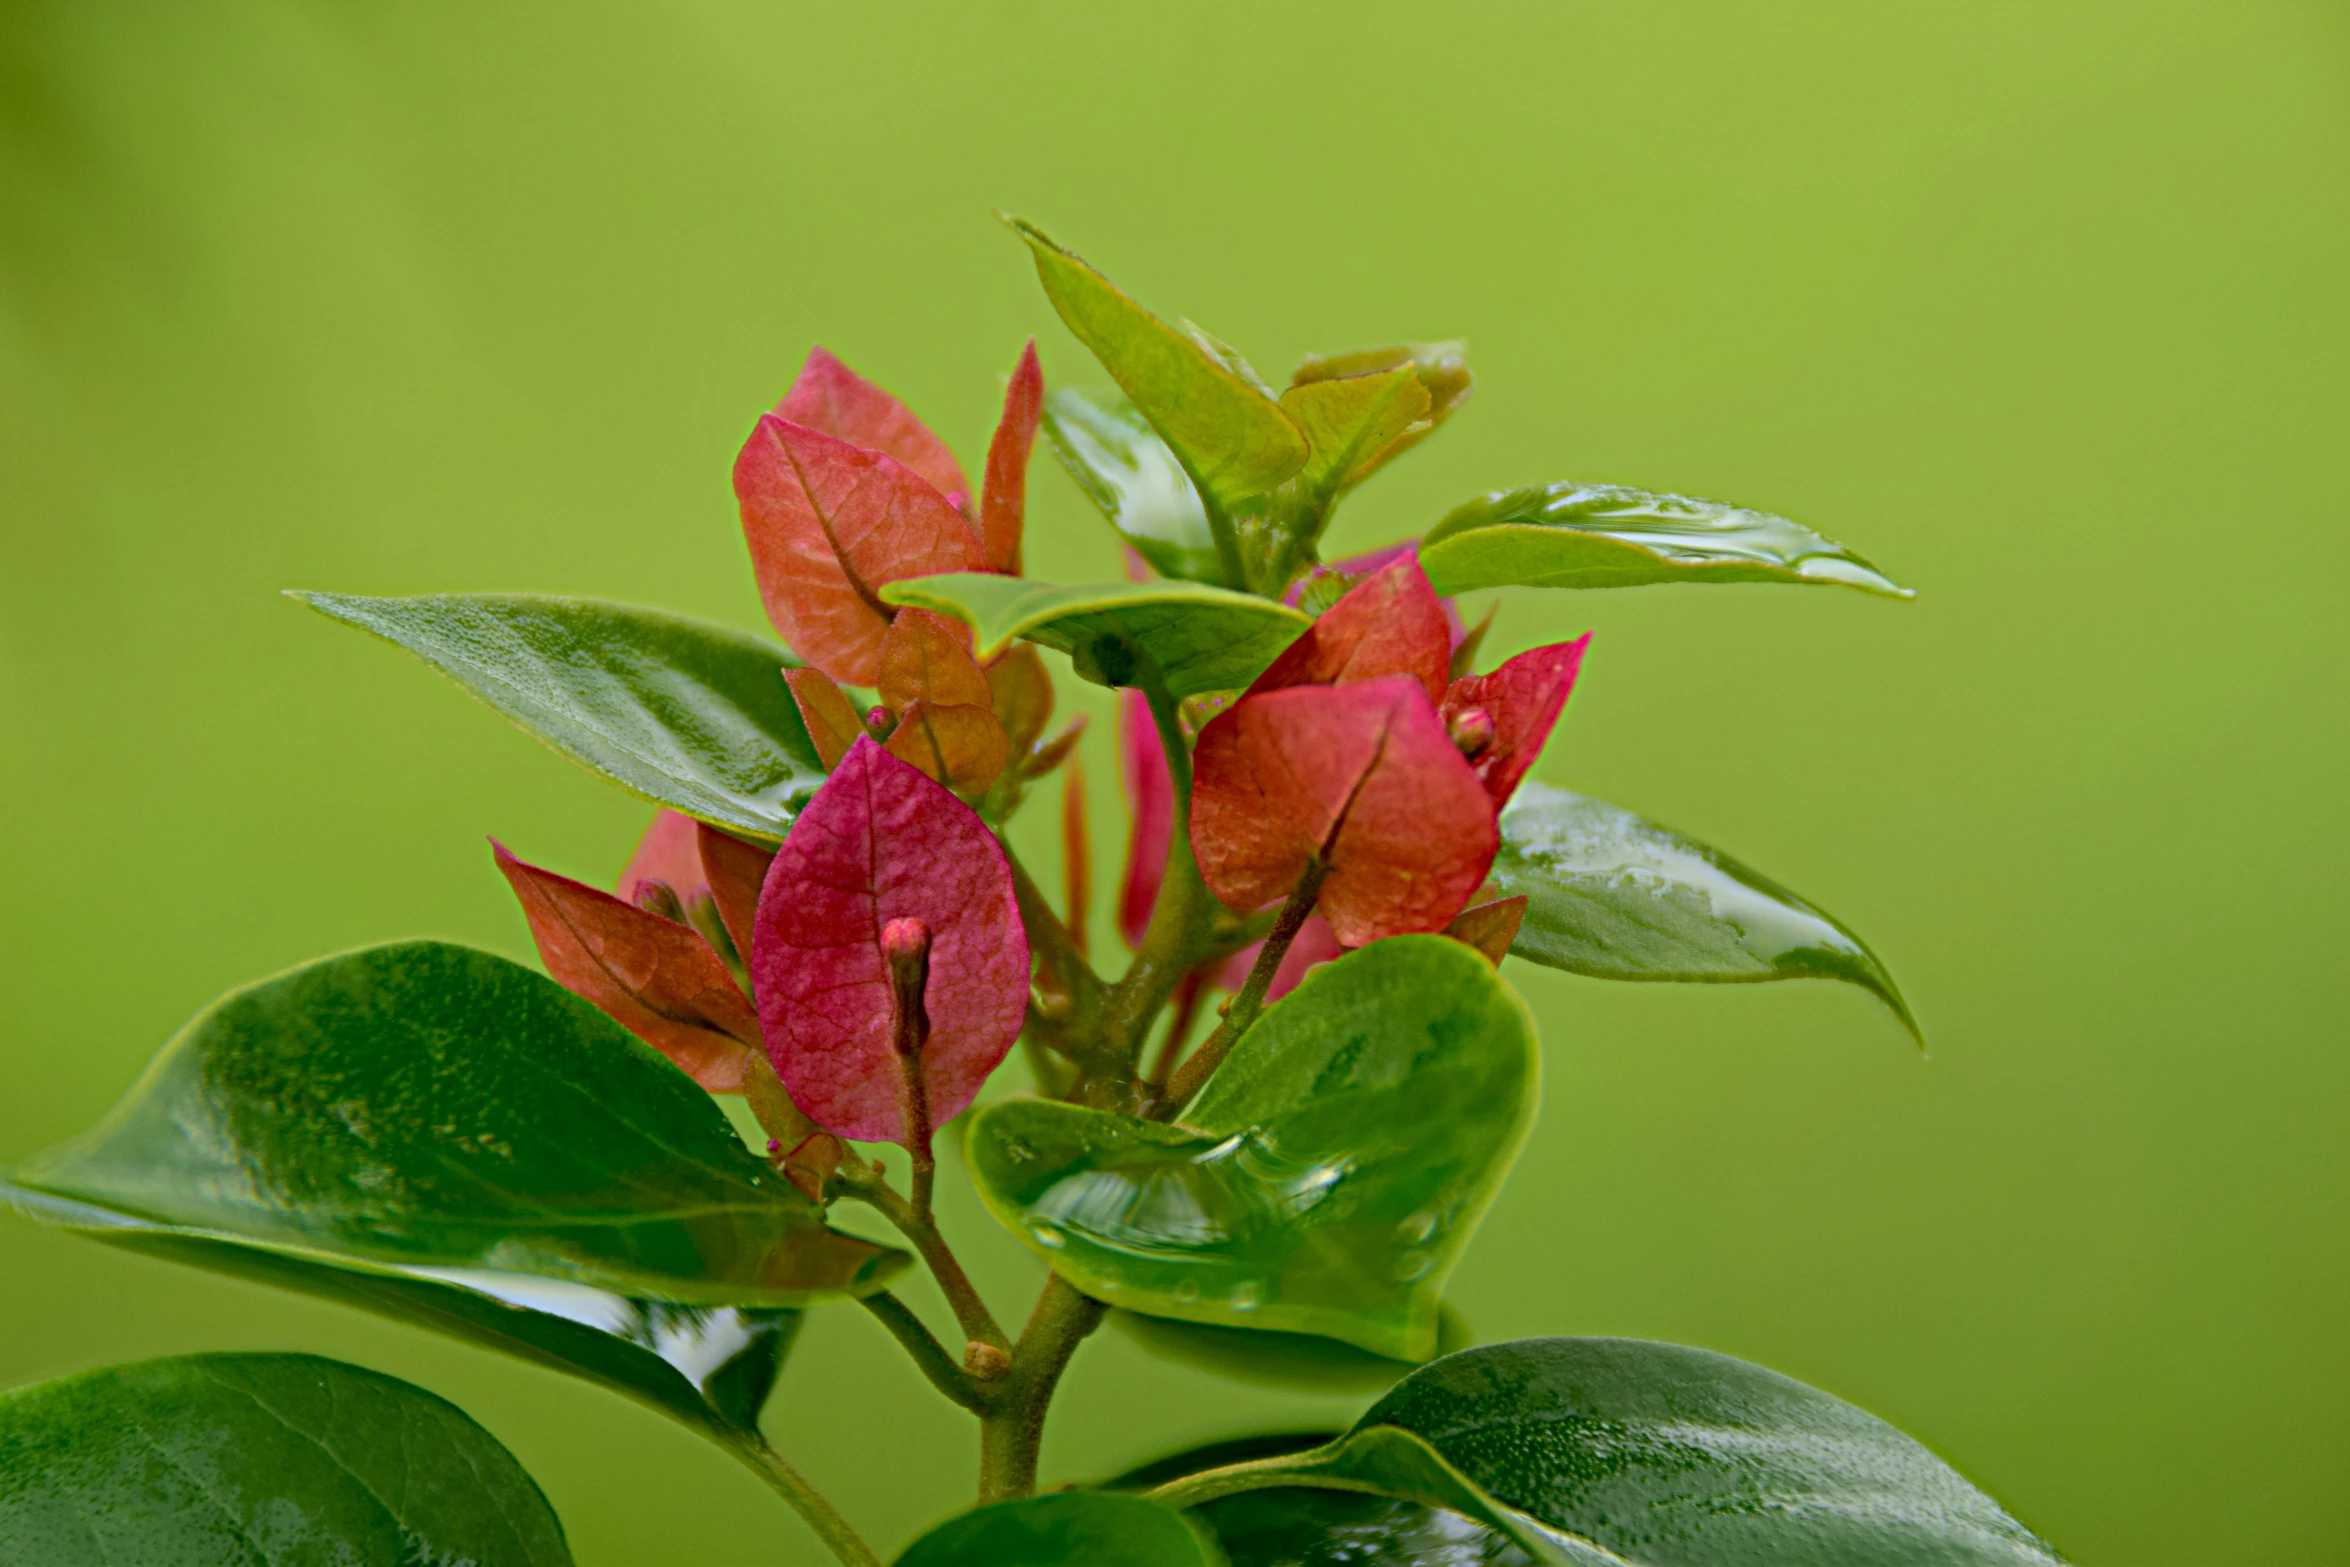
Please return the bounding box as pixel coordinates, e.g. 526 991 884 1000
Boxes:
722 1432 884 1567
1151 860 1327 1116
859 1292 991 1413
835 1155 1009 1352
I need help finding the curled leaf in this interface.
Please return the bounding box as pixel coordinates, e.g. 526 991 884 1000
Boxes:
979 340 1043 572
1249 553 1452 702
734 416 986 685
1292 340 1473 482
1439 635 1590 811
775 346 970 509
782 666 863 771
494 841 761 1091
752 738 1028 1143
1191 676 1498 946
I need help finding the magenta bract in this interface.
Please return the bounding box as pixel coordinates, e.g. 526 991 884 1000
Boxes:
751 737 1028 1144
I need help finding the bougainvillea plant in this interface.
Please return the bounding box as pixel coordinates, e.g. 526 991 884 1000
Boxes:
0 223 2071 1567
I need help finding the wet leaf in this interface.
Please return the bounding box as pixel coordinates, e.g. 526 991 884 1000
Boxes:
1418 483 1912 599
1192 677 1497 946
1438 637 1590 810
979 339 1044 573
734 414 988 685
753 738 1028 1143
882 574 1309 700
776 345 971 508
895 1491 1218 1567
294 592 822 842
1114 1302 1474 1396
1491 784 1918 1040
1249 553 1453 702
1229 1337 2069 1565
0 1354 573 1566
1012 218 1307 526
968 937 1538 1360
785 666 866 771
1040 385 1222 584
496 841 762 1091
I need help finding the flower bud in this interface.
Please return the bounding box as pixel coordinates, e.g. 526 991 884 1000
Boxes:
631 878 688 924
880 917 932 1056
865 704 897 737
1448 705 1496 759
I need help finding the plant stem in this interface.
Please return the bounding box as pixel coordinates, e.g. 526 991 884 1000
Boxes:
1152 860 1327 1116
1145 969 1206 1086
837 1161 1009 1352
1101 688 1219 1069
726 1432 884 1567
858 1291 990 1412
977 1274 1109 1501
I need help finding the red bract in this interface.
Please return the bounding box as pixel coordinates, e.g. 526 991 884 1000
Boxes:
1190 675 1499 946
1250 553 1452 701
495 840 762 1091
751 737 1028 1144
1440 635 1590 810
617 809 773 960
777 347 972 507
1117 688 1174 947
979 341 1042 574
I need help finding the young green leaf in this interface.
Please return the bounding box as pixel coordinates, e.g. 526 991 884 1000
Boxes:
1040 385 1224 584
979 339 1044 573
1418 482 1912 598
881 574 1309 699
1191 677 1498 945
895 1491 1219 1567
1492 784 1918 1040
2 941 907 1305
1190 1486 1538 1567
496 840 763 1091
1340 1337 2064 1565
1292 340 1474 482
753 738 1028 1144
1010 218 1308 533
0 1354 573 1566
295 592 824 841
1114 1300 1474 1395
968 937 1537 1360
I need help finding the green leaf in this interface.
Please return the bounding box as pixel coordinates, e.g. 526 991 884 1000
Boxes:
1114 1301 1473 1394
1040 386 1223 584
1417 483 1912 599
1010 218 1307 535
1491 784 1918 1041
895 1491 1220 1567
1149 1337 2067 1565
0 1352 572 1566
880 574 1308 700
296 591 825 842
3 943 905 1441
967 937 1537 1360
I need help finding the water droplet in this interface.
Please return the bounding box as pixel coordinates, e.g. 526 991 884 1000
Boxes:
1172 1279 1201 1304
1230 1282 1261 1311
1398 1210 1438 1244
1029 1223 1065 1250
1392 1249 1433 1282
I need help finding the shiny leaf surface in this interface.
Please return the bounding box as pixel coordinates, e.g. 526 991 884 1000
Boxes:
753 738 1027 1143
3 941 907 1305
0 1353 572 1566
296 592 823 841
1195 1488 1533 1567
1040 385 1222 584
882 574 1308 700
1012 218 1307 520
1350 1337 2065 1565
968 937 1537 1359
895 1491 1219 1567
1492 784 1918 1040
1115 1300 1473 1395
1418 483 1912 598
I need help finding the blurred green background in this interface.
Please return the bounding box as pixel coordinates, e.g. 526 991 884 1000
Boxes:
3 2 2344 1561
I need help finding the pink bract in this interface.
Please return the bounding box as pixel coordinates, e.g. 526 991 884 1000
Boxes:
751 737 1028 1144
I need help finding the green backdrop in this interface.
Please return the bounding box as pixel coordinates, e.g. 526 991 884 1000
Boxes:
2 3 2342 1562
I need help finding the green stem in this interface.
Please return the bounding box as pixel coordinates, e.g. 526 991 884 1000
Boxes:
859 1291 990 1413
977 1274 1109 1501
1152 860 1327 1116
838 1162 1008 1351
725 1432 884 1567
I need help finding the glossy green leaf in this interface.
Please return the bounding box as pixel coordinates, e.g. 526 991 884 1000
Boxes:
297 591 825 841
881 574 1308 700
0 1352 572 1566
3 942 905 1442
1491 784 1918 1041
1113 1301 1474 1395
1347 1337 2063 1565
1417 483 1912 599
1040 386 1222 584
895 1491 1219 1567
967 937 1537 1360
1011 218 1307 523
